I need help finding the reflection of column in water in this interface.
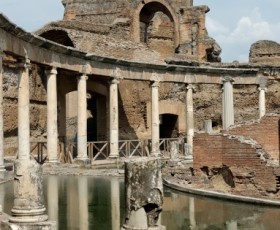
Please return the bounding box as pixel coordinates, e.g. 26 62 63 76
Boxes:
78 177 89 230
111 177 120 230
47 176 59 228
189 197 196 229
67 178 79 228
226 220 238 230
0 183 4 211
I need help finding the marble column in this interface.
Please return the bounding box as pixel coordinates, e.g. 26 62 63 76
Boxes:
17 58 31 160
9 57 48 224
76 74 90 164
46 67 58 163
151 81 160 156
0 50 5 171
185 84 194 159
222 76 234 130
111 177 120 230
109 78 119 158
259 84 266 119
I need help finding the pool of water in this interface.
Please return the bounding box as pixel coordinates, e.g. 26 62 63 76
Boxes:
1 176 280 229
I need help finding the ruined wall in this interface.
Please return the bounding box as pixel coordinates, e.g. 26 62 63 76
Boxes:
193 133 277 195
223 115 280 162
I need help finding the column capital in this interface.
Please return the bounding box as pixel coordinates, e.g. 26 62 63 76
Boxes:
258 86 267 92
110 77 120 85
151 80 160 88
45 67 57 76
186 84 196 92
222 76 234 83
77 74 88 81
17 57 31 70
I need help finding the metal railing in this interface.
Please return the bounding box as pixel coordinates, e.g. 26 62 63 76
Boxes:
29 137 186 164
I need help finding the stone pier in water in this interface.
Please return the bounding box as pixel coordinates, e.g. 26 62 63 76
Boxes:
122 157 165 230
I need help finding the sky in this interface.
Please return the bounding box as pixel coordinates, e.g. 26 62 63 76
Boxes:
0 0 279 63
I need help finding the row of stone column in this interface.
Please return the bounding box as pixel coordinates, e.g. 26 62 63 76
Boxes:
0 56 268 165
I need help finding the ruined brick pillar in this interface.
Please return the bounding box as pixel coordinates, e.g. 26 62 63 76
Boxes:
151 80 160 156
109 77 120 158
0 49 5 172
222 76 234 130
46 67 58 163
75 74 90 164
185 84 194 159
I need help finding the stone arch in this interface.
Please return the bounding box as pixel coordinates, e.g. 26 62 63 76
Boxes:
40 30 75 47
131 0 179 48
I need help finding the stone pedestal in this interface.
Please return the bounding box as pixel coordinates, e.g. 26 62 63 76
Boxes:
9 160 48 223
122 157 165 230
203 120 212 134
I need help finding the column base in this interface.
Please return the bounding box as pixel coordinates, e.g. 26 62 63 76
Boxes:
2 220 56 230
108 153 119 159
74 158 91 165
121 225 166 230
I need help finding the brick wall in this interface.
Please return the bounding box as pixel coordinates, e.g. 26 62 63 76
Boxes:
193 133 276 192
224 115 280 161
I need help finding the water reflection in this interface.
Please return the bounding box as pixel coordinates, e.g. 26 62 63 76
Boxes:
1 176 280 229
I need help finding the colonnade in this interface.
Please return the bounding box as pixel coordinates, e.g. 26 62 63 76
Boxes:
0 55 268 165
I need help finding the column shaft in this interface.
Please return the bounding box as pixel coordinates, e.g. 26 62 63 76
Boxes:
186 85 194 158
109 78 119 158
18 58 31 160
259 87 266 119
46 68 58 163
222 78 234 130
0 51 5 170
77 75 88 160
151 81 160 156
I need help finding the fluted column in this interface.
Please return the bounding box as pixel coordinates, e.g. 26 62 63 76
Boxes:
46 67 58 163
0 50 5 171
109 78 119 158
18 57 31 160
222 76 234 130
76 75 89 163
151 81 160 156
185 84 194 159
259 84 266 119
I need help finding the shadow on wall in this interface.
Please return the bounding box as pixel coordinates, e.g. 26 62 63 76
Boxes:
118 91 138 140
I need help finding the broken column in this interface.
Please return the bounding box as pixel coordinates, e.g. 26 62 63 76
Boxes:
203 120 212 134
122 157 165 230
75 74 90 164
151 79 160 156
46 67 58 163
222 76 234 130
8 57 50 225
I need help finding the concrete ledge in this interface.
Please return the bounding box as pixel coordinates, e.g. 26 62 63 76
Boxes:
163 178 280 207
